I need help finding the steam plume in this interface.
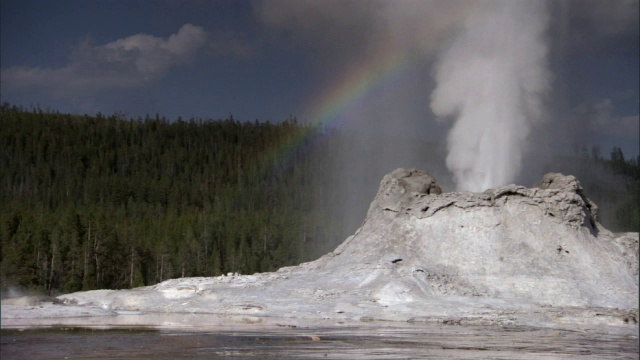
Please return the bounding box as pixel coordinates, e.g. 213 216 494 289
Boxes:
430 0 551 191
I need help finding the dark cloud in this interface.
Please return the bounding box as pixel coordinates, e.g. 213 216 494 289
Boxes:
254 0 469 68
546 0 639 156
209 30 253 58
572 0 638 37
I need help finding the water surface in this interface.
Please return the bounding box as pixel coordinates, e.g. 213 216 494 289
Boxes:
2 324 638 359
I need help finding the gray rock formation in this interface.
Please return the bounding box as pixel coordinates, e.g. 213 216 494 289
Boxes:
2 168 638 329
332 169 637 307
534 172 600 229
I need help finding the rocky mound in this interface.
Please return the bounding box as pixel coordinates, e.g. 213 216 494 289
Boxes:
2 169 638 328
325 169 637 307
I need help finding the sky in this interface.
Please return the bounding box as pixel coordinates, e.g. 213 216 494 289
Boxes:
1 0 638 161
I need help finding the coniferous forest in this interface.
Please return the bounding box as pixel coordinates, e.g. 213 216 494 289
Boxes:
0 104 349 295
1 103 638 295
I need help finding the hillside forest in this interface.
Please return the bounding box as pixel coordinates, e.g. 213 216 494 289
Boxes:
1 103 638 296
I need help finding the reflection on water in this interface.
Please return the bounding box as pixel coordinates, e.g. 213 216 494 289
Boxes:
1 324 638 359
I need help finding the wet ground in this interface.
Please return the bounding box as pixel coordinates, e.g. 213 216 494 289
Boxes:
2 324 638 359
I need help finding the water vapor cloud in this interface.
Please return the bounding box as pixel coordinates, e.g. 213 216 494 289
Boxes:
430 0 551 191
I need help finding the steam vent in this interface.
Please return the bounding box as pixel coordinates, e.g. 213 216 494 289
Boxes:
2 168 638 328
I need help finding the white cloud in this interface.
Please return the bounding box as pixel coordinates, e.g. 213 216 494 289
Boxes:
575 97 639 139
1 24 208 96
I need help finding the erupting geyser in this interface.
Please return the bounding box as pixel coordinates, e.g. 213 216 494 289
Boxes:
431 0 551 191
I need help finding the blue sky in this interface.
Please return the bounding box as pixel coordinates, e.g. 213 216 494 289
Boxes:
1 0 311 121
1 0 638 158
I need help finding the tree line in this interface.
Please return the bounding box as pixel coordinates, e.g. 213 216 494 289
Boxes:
545 144 639 233
0 104 349 295
1 103 638 295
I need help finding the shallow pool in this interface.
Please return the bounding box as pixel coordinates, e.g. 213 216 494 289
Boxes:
2 324 638 359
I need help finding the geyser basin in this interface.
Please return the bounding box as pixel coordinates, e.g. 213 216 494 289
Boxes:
2 169 638 330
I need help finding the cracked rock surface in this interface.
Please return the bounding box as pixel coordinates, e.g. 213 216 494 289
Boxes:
2 168 638 332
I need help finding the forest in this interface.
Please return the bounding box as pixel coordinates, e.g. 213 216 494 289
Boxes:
1 103 638 295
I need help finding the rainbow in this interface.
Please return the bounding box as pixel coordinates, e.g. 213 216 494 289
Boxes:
262 44 418 175
305 44 416 128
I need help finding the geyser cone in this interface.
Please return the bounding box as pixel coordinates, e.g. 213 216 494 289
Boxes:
3 169 638 329
323 168 637 309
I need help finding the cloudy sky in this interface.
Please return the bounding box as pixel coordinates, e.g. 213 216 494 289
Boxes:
1 0 638 159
